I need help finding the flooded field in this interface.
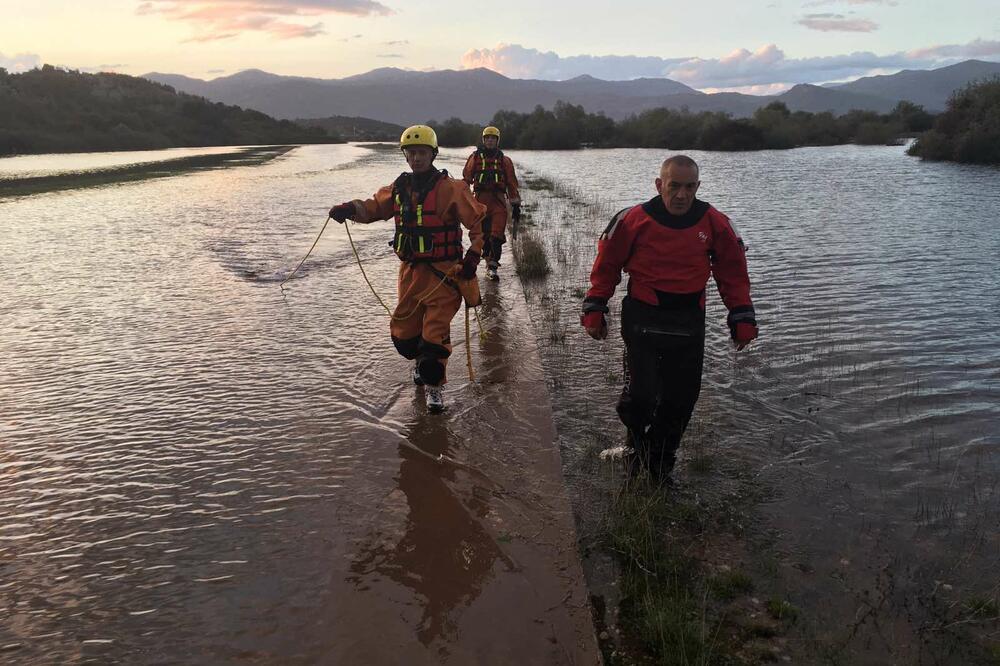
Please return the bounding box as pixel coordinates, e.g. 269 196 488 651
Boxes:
1 142 997 664
0 144 596 664
510 145 1000 663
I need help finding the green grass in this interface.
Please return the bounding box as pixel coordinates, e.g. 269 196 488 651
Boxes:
766 597 799 622
708 570 755 601
964 597 999 620
604 481 720 665
513 233 551 280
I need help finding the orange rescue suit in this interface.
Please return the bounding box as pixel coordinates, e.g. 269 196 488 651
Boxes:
351 169 486 385
462 149 520 262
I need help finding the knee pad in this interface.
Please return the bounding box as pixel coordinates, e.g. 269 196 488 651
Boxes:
418 339 450 359
392 335 421 360
417 357 445 385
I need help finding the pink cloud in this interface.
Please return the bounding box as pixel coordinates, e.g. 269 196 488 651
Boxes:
461 43 687 80
138 0 390 41
456 40 999 90
907 39 1000 59
798 13 879 32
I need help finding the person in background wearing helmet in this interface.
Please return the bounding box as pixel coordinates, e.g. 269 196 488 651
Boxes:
329 125 486 413
580 155 758 483
462 126 521 281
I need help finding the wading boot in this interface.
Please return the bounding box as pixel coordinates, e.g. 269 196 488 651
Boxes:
412 361 424 386
622 428 646 480
486 261 499 282
426 385 445 413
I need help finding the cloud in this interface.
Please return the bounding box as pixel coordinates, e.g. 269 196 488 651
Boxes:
459 40 1000 91
77 64 128 73
382 39 408 46
0 52 42 73
798 13 879 31
138 0 390 41
461 43 688 80
665 44 919 88
377 53 403 58
805 0 896 5
907 38 1000 59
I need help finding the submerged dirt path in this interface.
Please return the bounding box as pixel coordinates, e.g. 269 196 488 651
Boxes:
323 270 600 666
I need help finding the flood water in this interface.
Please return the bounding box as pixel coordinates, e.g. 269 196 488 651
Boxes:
510 145 1000 663
0 145 597 664
2 142 998 663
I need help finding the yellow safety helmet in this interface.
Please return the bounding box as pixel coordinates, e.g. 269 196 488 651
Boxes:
400 124 438 151
482 126 501 139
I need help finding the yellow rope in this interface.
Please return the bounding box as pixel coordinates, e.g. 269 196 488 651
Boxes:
473 306 487 343
343 218 452 322
465 307 475 382
280 216 331 287
285 215 481 380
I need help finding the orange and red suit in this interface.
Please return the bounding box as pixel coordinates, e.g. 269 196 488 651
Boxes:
462 148 520 267
350 168 485 386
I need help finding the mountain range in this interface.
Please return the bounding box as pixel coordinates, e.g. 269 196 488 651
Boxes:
144 60 1000 125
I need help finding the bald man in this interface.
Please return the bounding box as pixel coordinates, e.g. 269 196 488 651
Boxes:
580 155 758 483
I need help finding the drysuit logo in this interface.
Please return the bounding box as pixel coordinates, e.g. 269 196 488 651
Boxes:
698 231 708 243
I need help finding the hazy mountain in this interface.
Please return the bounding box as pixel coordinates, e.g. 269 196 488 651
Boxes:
144 60 998 124
144 67 703 124
829 60 1000 111
773 84 897 115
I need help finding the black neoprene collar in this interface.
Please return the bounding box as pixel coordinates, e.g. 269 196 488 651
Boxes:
641 196 709 230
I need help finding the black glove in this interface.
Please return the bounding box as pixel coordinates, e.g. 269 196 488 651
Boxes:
329 202 354 223
511 203 521 222
459 249 480 280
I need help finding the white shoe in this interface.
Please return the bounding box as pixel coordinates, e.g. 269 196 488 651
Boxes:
426 385 445 413
486 266 499 281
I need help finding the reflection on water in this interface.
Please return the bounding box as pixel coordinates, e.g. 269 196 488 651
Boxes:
0 146 241 178
349 413 511 651
509 145 1000 662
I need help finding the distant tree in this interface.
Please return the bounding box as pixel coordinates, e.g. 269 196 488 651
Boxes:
908 78 1000 164
428 117 479 147
890 101 934 134
698 116 765 151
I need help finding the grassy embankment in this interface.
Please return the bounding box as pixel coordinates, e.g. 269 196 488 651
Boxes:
0 146 295 198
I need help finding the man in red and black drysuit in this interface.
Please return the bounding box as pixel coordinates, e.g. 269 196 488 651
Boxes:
580 155 758 482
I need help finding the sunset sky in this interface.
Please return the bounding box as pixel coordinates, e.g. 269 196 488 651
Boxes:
2 0 999 92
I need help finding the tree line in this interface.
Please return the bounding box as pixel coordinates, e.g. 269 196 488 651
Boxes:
906 78 1000 164
0 66 341 156
430 99 936 152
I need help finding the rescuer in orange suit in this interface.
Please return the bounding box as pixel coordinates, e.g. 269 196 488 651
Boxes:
329 125 486 413
462 126 521 281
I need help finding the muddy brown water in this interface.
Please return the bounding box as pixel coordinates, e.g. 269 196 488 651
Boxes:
511 145 1000 663
1 145 598 664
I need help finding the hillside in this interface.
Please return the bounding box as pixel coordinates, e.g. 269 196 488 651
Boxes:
831 60 1000 111
0 66 340 156
142 60 999 124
